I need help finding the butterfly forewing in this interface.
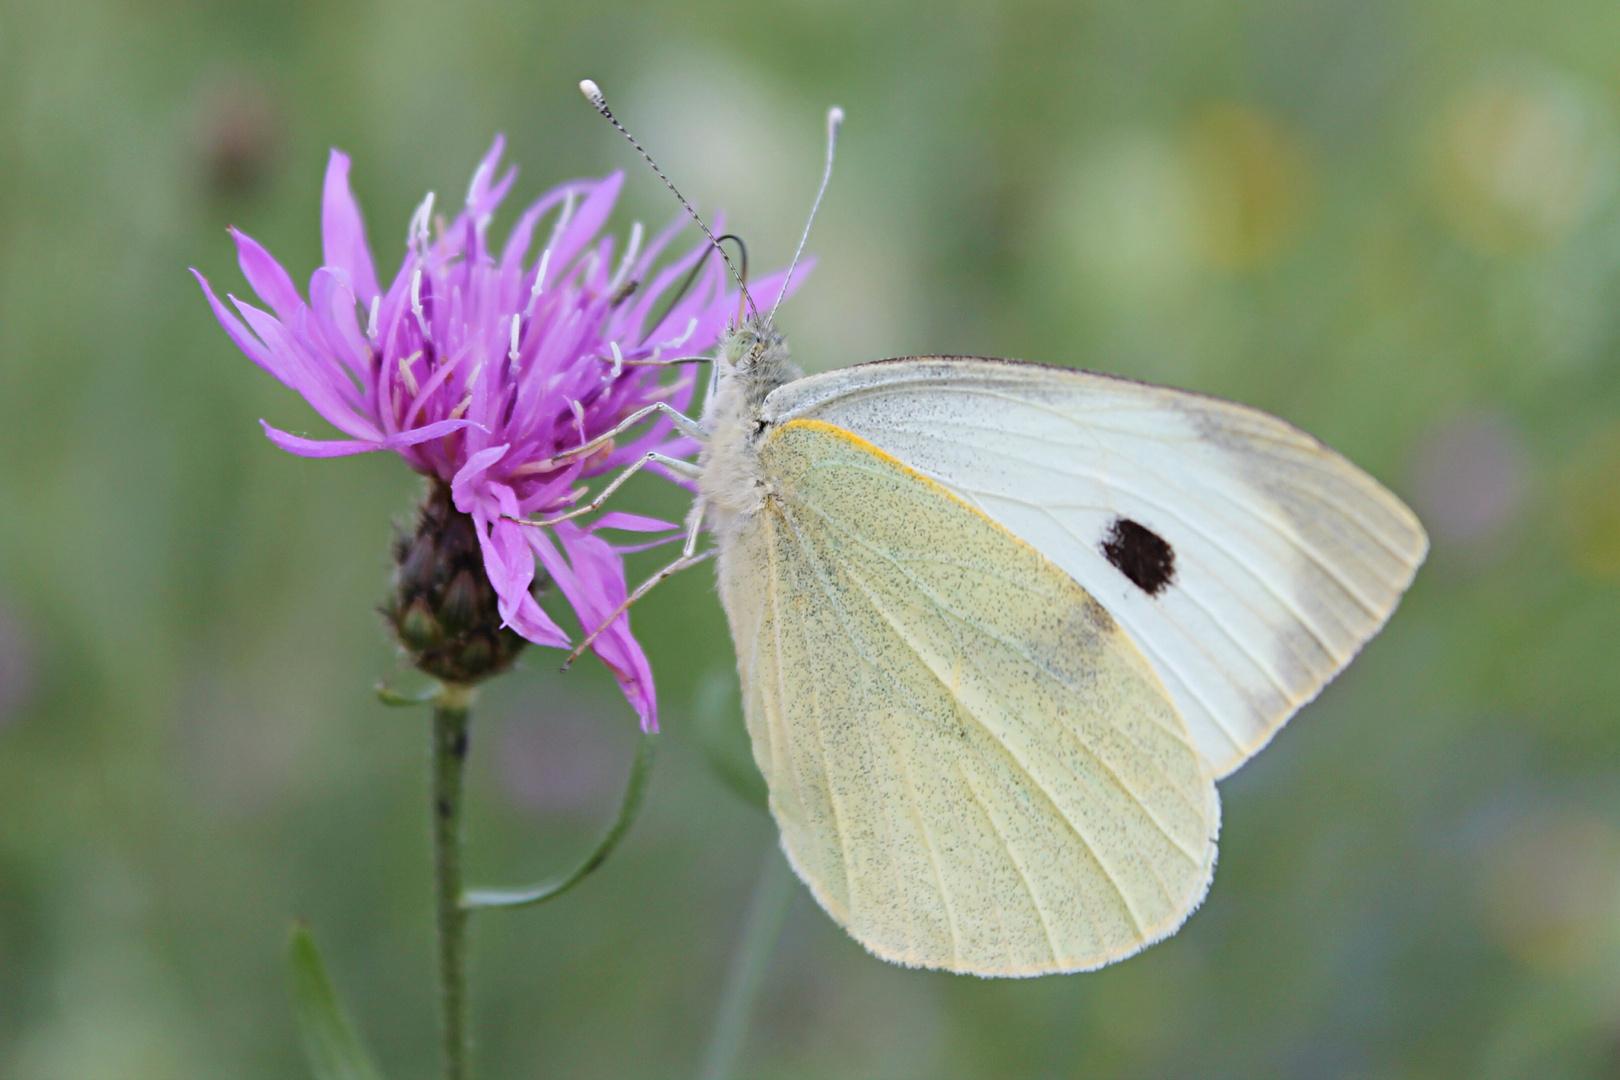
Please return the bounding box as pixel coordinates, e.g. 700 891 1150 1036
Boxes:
717 419 1220 976
763 360 1428 779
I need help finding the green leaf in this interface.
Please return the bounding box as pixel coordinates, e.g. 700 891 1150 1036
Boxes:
463 733 657 909
285 924 384 1080
374 678 442 707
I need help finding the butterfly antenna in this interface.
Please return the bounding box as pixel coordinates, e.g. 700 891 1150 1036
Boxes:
768 105 843 326
579 79 757 319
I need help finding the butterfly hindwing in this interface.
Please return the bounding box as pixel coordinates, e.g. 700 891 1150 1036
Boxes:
716 418 1220 976
764 359 1429 779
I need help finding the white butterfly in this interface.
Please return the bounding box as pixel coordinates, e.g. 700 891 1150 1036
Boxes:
558 86 1428 977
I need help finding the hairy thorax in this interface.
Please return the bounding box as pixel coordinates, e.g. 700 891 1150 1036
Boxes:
697 321 804 537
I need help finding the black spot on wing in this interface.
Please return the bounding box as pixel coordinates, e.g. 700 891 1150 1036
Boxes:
1101 517 1177 596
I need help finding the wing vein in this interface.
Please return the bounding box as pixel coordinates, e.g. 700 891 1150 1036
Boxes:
768 510 856 917
889 722 965 968
961 764 1069 963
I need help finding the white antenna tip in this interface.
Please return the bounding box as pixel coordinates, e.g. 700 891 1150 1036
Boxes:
579 79 605 107
828 106 845 132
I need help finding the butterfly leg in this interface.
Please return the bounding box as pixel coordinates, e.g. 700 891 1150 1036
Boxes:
610 354 715 368
561 501 713 670
508 452 702 528
553 401 708 464
680 497 707 558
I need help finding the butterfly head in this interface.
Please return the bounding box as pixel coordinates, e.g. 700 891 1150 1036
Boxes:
717 317 802 407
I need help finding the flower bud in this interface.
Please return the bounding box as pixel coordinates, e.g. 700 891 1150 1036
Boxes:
439 570 481 637
397 598 443 652
384 481 530 684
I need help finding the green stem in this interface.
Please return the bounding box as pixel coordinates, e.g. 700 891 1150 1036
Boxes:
698 846 795 1080
432 687 474 1080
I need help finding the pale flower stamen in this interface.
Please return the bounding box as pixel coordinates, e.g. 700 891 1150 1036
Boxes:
524 249 551 317
398 351 422 397
549 191 576 249
407 191 436 253
665 317 698 349
411 269 432 342
509 457 561 477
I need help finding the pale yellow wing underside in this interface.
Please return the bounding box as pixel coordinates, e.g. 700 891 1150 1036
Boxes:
716 419 1221 976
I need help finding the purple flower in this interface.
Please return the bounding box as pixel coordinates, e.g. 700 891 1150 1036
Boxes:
195 137 791 729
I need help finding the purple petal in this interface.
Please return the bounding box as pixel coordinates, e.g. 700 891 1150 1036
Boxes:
232 298 382 441
630 213 689 282
561 529 659 730
261 420 380 458
530 524 658 731
231 229 304 322
501 593 570 647
469 496 571 650
193 269 284 380
469 484 530 597
480 166 518 223
496 575 571 646
624 230 712 342
322 150 382 305
640 251 727 352
378 418 482 450
514 463 584 517
549 173 622 272
450 443 511 511
465 135 506 209
498 201 549 291
589 512 678 533
401 347 467 429
308 268 372 382
456 484 571 649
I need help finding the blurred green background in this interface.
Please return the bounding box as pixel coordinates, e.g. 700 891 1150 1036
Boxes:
3 0 1620 1076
